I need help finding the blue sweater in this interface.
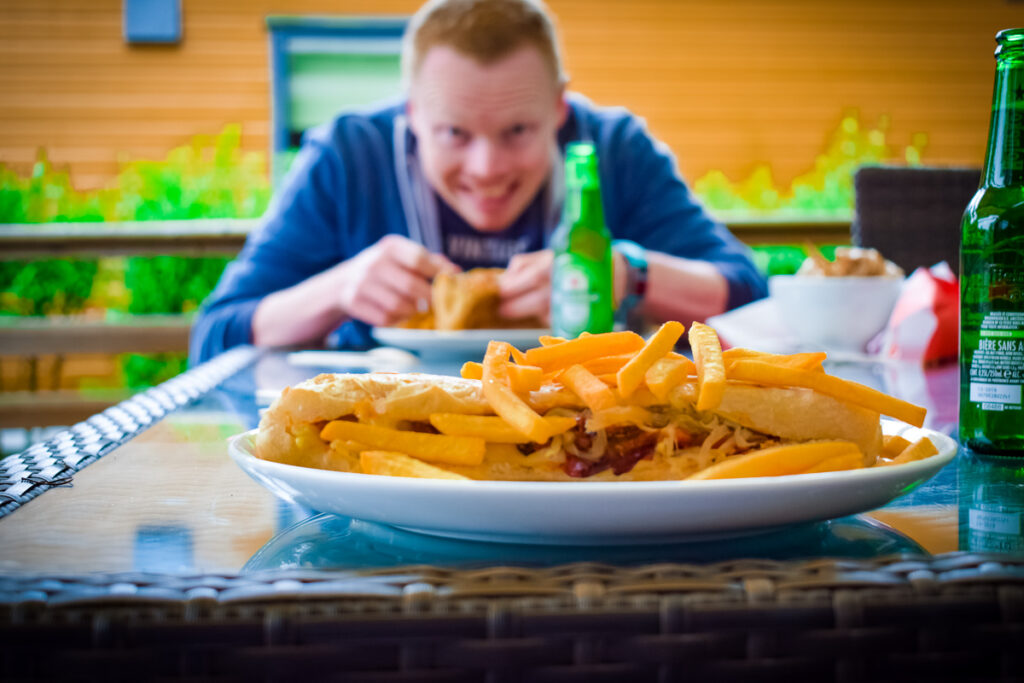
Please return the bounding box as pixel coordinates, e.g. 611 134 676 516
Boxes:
190 94 766 363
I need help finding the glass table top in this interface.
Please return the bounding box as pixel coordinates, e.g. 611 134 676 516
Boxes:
0 347 1020 575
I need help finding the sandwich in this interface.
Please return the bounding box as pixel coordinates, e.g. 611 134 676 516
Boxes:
399 268 545 331
254 369 887 482
254 323 931 482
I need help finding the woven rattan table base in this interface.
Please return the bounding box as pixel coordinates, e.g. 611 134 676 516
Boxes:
1 553 1022 682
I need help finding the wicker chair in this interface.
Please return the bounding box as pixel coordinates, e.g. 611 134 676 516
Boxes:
850 165 982 276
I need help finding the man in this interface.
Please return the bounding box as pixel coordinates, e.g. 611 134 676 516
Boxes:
189 0 766 364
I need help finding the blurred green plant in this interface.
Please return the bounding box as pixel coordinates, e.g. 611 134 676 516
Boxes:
694 110 928 214
119 352 190 390
0 259 98 316
0 124 270 224
0 125 258 388
124 256 230 315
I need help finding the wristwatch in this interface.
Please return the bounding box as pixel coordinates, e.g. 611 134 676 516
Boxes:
612 239 648 329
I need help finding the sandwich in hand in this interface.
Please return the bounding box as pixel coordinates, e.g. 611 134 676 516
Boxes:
399 267 545 331
255 323 934 482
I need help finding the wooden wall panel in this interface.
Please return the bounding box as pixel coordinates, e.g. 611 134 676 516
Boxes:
0 0 1021 192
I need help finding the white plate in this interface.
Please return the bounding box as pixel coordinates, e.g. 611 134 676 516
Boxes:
228 422 957 545
371 327 550 358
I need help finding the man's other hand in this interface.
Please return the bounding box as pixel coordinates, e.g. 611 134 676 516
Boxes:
337 235 457 327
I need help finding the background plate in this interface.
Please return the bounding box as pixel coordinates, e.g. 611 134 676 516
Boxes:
229 421 957 545
371 327 550 358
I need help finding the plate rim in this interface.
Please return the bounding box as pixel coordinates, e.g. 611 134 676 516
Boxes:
229 423 956 544
369 326 554 359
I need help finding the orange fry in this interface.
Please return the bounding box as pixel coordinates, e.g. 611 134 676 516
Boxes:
538 335 567 346
801 452 864 474
430 413 575 443
321 421 485 466
524 331 645 372
688 441 862 480
645 356 696 401
462 361 543 392
461 361 483 380
728 360 927 427
508 344 529 366
722 348 827 372
884 436 939 465
482 341 555 442
581 353 635 377
508 364 543 392
360 451 471 480
482 341 513 386
881 434 912 459
617 321 686 398
559 364 619 413
689 322 726 411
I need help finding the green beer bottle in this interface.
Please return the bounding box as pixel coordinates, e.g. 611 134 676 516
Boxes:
550 142 614 338
960 28 1024 456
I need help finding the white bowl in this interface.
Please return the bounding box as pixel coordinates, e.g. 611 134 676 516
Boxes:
768 275 903 352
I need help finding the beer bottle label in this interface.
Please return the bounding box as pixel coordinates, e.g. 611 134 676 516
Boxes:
551 254 613 338
967 309 1024 411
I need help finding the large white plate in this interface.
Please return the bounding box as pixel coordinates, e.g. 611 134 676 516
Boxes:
228 422 956 545
371 327 550 358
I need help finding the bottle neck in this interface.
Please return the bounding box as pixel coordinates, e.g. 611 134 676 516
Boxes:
982 55 1024 187
565 185 605 227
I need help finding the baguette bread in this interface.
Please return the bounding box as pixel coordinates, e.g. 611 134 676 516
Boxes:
255 372 883 481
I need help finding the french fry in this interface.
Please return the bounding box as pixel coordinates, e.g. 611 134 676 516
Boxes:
559 364 619 413
524 331 645 372
482 341 556 442
645 356 696 401
880 434 913 459
360 450 470 480
800 452 864 474
461 361 483 380
581 353 635 377
722 348 827 372
687 441 862 480
728 360 927 427
689 322 726 411
882 436 939 465
321 421 485 466
483 340 513 383
429 413 575 443
508 344 529 366
538 335 567 346
485 381 557 443
461 361 544 392
508 364 544 392
587 405 653 431
596 373 619 386
617 321 686 397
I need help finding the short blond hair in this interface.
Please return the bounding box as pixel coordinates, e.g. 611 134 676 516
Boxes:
402 0 566 90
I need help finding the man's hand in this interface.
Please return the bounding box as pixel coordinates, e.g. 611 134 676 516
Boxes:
337 235 457 327
498 249 553 324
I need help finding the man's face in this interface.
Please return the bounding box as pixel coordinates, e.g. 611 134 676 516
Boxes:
407 45 568 232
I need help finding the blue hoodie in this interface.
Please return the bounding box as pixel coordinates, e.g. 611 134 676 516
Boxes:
190 94 766 363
